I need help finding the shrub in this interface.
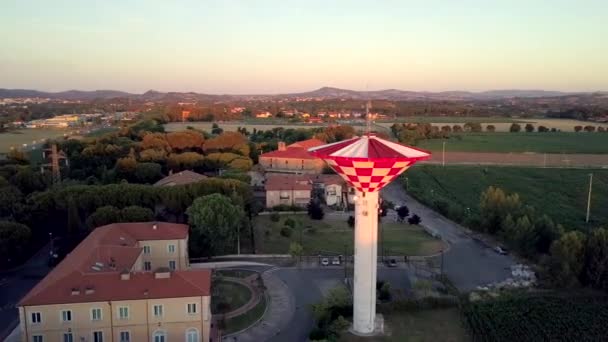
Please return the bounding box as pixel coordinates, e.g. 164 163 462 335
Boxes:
264 230 271 237
270 212 280 222
525 123 535 132
272 204 304 212
280 226 293 237
307 200 324 220
397 205 410 220
284 218 296 228
379 282 392 301
347 215 355 228
509 123 521 132
408 214 422 225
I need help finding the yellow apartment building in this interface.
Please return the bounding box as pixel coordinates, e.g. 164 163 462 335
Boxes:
17 222 214 342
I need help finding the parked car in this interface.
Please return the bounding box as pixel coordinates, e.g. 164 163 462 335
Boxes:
388 258 398 267
331 257 341 265
321 257 330 266
494 246 508 255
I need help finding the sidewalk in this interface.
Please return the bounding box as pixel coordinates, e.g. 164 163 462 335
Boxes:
223 271 295 342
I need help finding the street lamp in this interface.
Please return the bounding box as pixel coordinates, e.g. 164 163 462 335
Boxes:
49 232 54 256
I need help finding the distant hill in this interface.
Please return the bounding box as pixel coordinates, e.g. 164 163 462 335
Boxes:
0 87 589 102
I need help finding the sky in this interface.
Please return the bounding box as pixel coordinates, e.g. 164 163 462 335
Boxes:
1 0 607 94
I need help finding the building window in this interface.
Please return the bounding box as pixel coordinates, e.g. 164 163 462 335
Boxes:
31 312 42 324
118 306 129 320
153 304 163 317
169 260 176 270
187 303 197 315
143 245 151 254
93 331 103 342
153 330 166 342
61 310 72 322
119 331 130 342
91 307 102 321
280 191 289 199
186 328 199 342
32 335 43 342
167 244 176 253
63 332 73 342
144 261 152 271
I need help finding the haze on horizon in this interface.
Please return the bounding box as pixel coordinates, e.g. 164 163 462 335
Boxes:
1 0 607 94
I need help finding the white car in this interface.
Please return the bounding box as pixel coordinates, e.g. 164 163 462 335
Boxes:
321 257 330 266
331 257 341 265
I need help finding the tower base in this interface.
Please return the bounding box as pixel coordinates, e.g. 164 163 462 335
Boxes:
349 314 385 337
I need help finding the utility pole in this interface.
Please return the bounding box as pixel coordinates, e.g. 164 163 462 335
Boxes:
586 173 593 223
442 141 446 167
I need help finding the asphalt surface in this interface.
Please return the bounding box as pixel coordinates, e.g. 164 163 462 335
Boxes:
0 244 51 340
381 181 516 291
267 267 411 342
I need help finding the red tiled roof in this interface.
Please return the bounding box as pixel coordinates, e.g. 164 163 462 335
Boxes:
259 147 318 160
265 174 312 191
153 170 207 187
288 138 325 149
18 222 209 307
259 138 326 160
19 270 211 306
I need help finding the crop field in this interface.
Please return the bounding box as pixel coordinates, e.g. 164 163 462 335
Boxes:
0 128 70 152
405 165 608 229
417 132 608 154
462 293 608 342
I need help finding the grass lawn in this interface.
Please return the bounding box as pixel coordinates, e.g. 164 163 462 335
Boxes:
254 215 444 255
417 132 608 154
224 295 267 334
341 308 468 342
211 279 252 314
406 165 608 229
379 116 522 124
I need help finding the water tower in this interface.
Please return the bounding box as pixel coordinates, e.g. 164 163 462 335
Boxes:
309 133 430 334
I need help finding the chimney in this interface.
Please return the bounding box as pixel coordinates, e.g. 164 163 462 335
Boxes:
154 268 171 279
278 141 286 151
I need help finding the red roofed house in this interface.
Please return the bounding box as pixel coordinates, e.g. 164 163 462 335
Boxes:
259 138 326 174
265 174 312 208
18 222 213 342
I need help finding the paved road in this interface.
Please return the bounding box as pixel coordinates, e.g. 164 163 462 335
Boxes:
267 267 411 342
381 181 515 291
0 244 51 340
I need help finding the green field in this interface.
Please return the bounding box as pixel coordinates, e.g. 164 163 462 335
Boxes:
254 215 444 255
342 308 467 342
417 132 608 154
462 293 608 342
406 165 608 229
224 295 267 334
0 128 70 152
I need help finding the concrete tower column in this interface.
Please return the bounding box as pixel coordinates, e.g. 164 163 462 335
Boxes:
352 190 379 334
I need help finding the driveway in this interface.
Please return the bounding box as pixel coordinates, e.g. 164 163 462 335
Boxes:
381 181 515 291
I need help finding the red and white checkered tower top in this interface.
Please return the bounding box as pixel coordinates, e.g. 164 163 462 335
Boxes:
308 134 431 193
